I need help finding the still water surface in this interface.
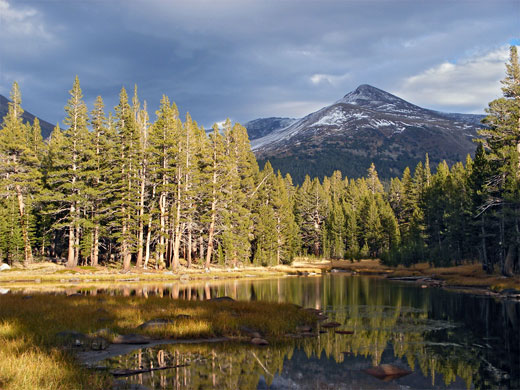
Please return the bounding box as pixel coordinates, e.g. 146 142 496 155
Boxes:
82 275 518 389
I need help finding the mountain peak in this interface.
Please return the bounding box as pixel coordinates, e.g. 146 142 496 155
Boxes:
338 84 400 105
336 84 422 114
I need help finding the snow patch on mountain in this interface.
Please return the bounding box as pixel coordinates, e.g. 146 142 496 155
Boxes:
249 84 484 153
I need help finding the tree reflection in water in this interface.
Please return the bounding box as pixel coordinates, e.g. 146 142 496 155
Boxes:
94 275 518 389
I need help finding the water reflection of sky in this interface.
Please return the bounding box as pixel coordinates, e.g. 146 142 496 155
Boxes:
68 275 519 390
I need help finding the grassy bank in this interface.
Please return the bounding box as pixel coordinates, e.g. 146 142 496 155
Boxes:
294 258 520 292
1 258 518 293
0 294 314 390
0 262 288 287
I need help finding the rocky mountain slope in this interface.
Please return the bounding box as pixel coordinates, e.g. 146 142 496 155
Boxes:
0 94 55 139
248 85 485 182
244 117 297 140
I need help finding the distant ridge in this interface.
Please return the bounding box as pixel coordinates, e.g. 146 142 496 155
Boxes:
0 94 55 139
246 84 485 183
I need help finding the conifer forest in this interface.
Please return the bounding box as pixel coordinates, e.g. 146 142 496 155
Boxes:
1 47 519 276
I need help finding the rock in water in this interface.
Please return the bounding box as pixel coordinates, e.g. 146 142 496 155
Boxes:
90 337 108 350
137 318 173 329
55 330 89 347
251 337 269 345
112 334 151 344
364 364 412 381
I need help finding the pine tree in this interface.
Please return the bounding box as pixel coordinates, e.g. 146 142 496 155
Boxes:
181 113 205 268
0 82 42 263
478 46 520 274
45 77 90 267
358 195 382 257
221 122 258 266
376 195 400 253
274 172 300 264
81 95 114 266
113 87 141 270
367 163 384 194
132 87 150 268
148 95 181 269
204 124 227 268
252 163 278 265
469 143 493 271
295 176 326 256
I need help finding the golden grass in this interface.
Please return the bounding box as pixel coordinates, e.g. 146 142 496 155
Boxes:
334 260 520 291
292 258 520 291
0 337 108 390
0 294 314 390
0 261 286 288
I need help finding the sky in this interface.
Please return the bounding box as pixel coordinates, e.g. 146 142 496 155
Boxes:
0 0 518 128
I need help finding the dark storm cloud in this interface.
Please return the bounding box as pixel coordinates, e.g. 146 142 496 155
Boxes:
0 0 517 127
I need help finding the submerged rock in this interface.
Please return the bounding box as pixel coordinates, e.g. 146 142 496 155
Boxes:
364 364 412 381
251 337 269 345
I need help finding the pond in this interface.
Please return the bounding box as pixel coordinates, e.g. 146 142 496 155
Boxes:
33 275 520 389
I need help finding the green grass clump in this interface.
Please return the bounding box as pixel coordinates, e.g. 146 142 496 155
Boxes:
0 294 314 390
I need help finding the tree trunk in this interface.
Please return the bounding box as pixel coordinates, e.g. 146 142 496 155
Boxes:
205 166 218 268
92 224 99 266
144 216 152 269
504 245 515 277
74 224 80 265
122 241 132 271
136 165 146 268
67 202 76 267
172 184 182 271
481 215 490 273
276 216 281 265
158 190 166 267
187 220 192 268
500 203 506 276
122 209 131 271
199 234 204 264
15 184 33 264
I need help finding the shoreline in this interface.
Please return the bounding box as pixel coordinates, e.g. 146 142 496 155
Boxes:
0 259 519 299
